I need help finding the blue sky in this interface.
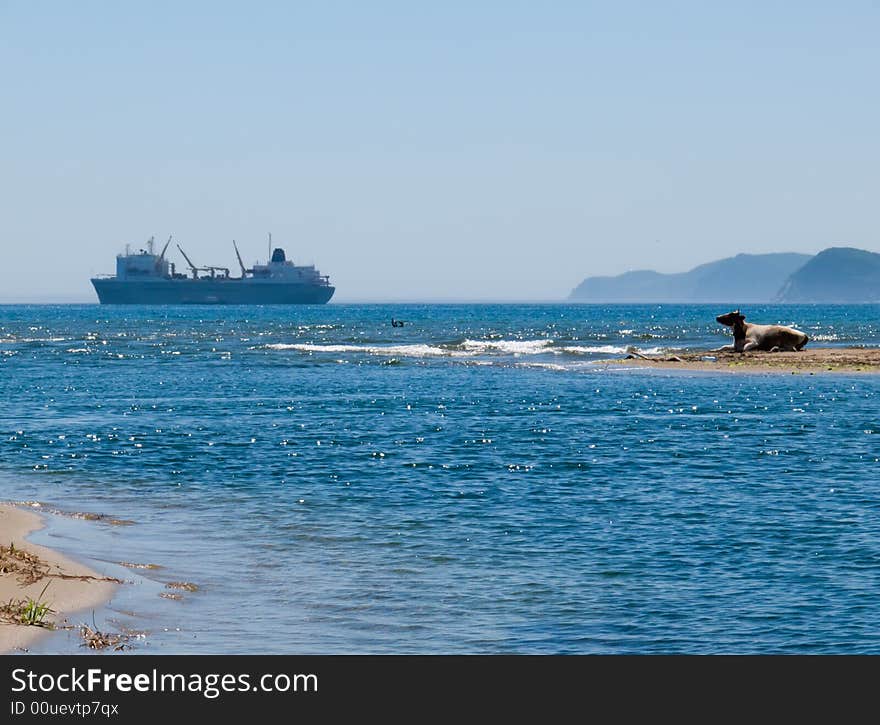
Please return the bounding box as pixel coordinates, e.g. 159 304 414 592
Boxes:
1 1 878 301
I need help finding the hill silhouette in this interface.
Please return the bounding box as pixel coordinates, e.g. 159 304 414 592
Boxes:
775 247 880 302
569 253 811 302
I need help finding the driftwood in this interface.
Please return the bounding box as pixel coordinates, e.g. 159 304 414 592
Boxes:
626 350 683 362
1 543 122 585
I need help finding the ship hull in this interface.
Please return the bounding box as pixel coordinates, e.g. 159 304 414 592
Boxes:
92 278 335 304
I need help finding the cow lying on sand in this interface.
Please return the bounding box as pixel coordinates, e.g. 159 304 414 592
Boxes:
715 310 809 352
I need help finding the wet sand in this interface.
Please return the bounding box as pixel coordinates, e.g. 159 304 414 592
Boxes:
0 504 119 653
598 346 880 374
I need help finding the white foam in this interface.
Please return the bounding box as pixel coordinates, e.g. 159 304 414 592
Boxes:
460 338 554 355
514 362 570 371
560 345 629 354
264 339 558 357
562 345 666 355
262 342 461 357
1 337 68 343
259 338 665 360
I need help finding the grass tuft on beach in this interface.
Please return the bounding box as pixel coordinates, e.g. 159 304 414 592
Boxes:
1 582 55 628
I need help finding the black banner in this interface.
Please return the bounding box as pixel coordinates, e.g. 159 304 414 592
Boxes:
1 655 873 720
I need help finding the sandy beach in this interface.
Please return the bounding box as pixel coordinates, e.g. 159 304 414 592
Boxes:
599 346 880 374
0 503 119 653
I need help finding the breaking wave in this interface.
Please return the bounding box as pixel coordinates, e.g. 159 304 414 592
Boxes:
262 343 463 357
459 339 554 354
0 337 68 344
560 344 629 354
258 339 665 360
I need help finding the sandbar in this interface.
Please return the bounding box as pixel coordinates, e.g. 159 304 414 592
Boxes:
598 346 880 374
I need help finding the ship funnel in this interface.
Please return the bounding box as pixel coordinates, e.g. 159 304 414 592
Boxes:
271 248 286 263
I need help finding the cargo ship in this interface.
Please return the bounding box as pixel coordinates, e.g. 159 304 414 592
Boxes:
91 236 335 304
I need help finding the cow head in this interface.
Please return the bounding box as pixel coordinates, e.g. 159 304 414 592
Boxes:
716 310 745 327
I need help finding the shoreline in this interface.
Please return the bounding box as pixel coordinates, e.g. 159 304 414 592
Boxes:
597 346 880 374
0 503 120 653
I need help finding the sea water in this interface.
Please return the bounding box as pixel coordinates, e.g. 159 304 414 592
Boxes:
1 303 879 653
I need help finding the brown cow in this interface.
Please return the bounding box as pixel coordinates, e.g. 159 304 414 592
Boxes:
715 310 809 352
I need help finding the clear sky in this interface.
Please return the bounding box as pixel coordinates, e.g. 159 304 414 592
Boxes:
1 1 878 302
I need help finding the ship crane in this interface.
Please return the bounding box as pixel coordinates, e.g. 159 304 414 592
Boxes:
233 240 252 278
155 235 173 273
176 244 205 280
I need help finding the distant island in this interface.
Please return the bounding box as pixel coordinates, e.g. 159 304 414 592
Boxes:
775 248 880 303
569 247 880 303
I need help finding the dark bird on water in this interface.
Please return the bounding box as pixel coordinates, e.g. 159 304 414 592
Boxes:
391 318 405 327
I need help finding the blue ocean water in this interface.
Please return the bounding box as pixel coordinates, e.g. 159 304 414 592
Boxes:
1 303 879 653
